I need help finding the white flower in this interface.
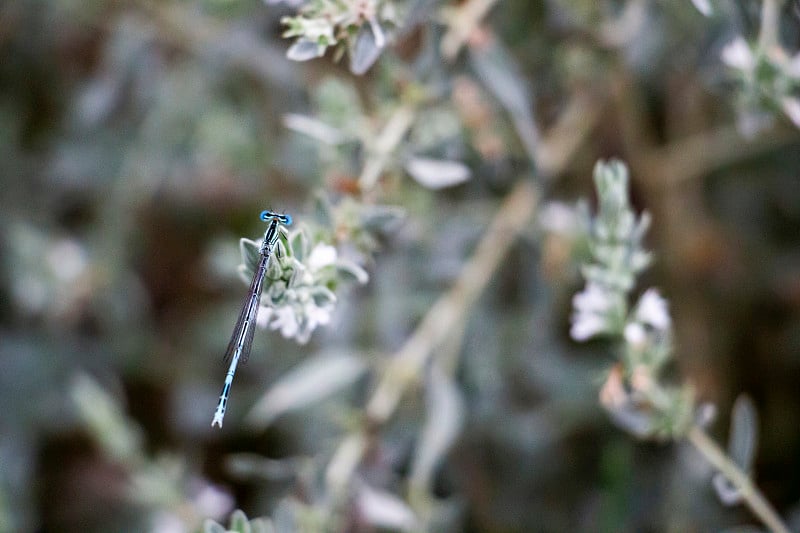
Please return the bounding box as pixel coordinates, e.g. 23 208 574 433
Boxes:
624 321 647 346
570 282 617 341
270 305 300 338
308 243 338 271
573 282 616 314
634 289 670 331
539 201 581 235
721 37 755 72
571 313 609 341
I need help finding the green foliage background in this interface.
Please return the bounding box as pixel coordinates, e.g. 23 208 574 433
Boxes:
1 1 799 532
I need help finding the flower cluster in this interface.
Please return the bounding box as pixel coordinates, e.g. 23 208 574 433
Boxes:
279 0 397 74
721 37 800 135
568 160 695 440
238 224 368 344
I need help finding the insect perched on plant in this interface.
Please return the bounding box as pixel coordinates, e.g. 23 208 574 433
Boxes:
211 210 292 428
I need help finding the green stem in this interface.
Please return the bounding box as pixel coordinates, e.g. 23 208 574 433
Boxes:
687 425 791 533
757 0 785 51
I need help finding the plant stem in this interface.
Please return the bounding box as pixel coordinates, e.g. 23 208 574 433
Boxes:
325 178 539 492
687 425 791 533
441 0 500 60
358 105 416 191
366 179 539 424
757 0 785 51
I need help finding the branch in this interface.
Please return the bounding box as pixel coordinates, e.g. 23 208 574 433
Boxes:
758 0 786 51
441 0 500 60
326 178 539 492
688 426 791 533
358 105 416 191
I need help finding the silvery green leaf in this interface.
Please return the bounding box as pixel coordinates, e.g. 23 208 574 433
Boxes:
226 453 304 481
249 518 274 533
289 229 309 262
335 259 369 284
400 0 438 34
246 352 368 427
238 264 253 285
691 0 713 16
282 113 348 145
468 40 530 119
410 365 465 488
713 473 743 505
312 192 334 226
468 39 540 158
240 238 261 271
729 395 758 472
202 520 227 533
229 509 251 533
359 204 406 233
781 97 800 128
405 157 471 189
286 39 324 62
309 285 337 306
69 374 142 462
350 22 384 75
357 483 417 531
272 499 300 533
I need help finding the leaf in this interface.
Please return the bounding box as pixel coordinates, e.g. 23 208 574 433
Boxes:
713 473 744 506
468 38 539 158
335 259 369 284
240 238 261 272
712 395 759 506
405 157 471 189
728 395 758 473
359 204 406 233
202 520 227 533
350 22 384 75
246 352 368 427
248 518 275 533
282 113 347 145
690 0 713 16
229 509 251 533
357 483 417 531
289 229 309 262
286 39 323 62
469 40 530 118
410 364 465 489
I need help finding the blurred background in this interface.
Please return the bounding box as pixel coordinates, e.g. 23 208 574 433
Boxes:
1 1 800 532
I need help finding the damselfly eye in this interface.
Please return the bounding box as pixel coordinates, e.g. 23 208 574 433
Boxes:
259 210 291 224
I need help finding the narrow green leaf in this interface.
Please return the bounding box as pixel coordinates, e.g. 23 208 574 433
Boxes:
229 509 251 533
246 352 368 427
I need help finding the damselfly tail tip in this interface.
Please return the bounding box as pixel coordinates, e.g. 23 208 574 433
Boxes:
211 414 224 428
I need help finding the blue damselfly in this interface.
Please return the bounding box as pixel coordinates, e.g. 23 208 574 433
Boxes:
211 210 292 428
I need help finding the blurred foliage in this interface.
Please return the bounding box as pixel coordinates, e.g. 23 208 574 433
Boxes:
1 0 800 532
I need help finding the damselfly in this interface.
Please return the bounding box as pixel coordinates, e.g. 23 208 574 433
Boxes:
211 210 292 428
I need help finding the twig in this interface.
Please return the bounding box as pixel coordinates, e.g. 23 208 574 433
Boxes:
758 0 786 51
639 125 800 188
441 0 500 60
326 178 539 492
358 105 416 191
687 426 791 533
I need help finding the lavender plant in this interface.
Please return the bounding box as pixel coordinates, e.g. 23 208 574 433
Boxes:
718 0 800 135
569 160 791 533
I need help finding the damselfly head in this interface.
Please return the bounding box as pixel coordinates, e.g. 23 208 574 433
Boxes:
260 210 292 226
